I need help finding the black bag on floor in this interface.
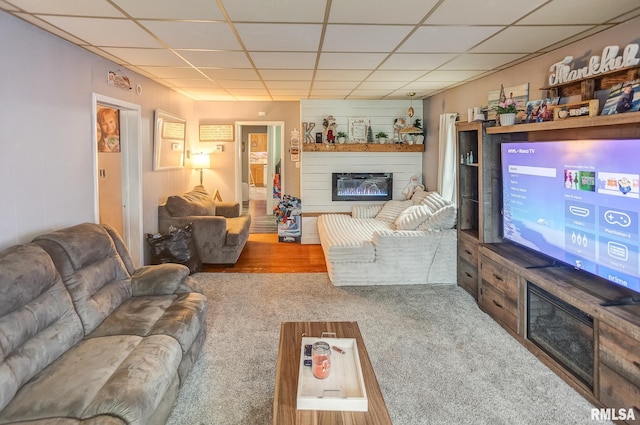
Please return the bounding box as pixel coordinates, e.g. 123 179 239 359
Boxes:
147 224 202 274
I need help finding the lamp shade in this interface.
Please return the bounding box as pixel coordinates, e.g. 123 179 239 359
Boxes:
192 153 210 170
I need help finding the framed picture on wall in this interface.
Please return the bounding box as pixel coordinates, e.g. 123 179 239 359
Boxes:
348 117 370 143
601 79 640 115
153 110 186 170
96 106 120 153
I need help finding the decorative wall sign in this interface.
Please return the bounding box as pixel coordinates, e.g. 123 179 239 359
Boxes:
348 117 370 143
199 124 234 141
107 70 132 91
547 44 640 87
302 122 315 143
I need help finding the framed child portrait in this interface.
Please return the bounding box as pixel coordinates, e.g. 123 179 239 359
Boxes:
96 106 120 153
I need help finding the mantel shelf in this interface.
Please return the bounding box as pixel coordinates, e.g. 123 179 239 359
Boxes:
302 143 424 152
485 111 640 134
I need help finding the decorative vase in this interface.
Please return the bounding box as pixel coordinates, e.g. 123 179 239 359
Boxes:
499 113 516 126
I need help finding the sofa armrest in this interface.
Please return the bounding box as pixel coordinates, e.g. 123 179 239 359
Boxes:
215 202 240 218
131 263 203 296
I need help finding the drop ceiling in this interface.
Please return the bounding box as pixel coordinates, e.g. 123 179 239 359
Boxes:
2 0 639 101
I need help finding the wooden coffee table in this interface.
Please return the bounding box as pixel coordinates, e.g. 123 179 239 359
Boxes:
273 321 392 425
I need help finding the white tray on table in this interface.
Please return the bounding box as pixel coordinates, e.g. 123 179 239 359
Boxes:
296 337 368 412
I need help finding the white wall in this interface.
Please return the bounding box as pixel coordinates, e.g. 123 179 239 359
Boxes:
0 11 196 252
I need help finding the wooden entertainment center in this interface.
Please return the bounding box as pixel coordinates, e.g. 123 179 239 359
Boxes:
456 113 640 424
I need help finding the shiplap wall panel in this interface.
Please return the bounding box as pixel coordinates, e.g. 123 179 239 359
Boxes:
300 100 424 242
301 99 423 142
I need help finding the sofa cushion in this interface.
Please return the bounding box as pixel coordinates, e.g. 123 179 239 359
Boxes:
164 185 215 217
0 244 84 412
33 224 132 335
410 189 432 205
318 214 391 262
0 335 181 425
375 200 413 223
421 192 451 211
394 204 433 230
417 203 457 230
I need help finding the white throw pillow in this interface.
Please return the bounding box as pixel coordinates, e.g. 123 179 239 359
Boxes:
417 204 457 230
421 192 451 211
410 189 431 205
395 204 433 230
375 200 413 223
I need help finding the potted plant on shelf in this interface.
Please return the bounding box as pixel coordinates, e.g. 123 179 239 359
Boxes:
336 131 347 144
375 131 389 144
495 84 518 126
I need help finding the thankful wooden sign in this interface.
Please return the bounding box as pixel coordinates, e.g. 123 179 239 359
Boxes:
548 43 640 87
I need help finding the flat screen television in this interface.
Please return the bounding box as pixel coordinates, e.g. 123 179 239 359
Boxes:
501 139 640 305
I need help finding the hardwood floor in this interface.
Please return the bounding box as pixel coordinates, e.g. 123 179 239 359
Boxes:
203 233 327 273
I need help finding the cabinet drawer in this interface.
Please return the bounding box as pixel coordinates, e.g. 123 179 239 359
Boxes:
458 237 478 266
458 259 478 298
480 256 518 302
599 322 640 388
479 281 518 333
599 364 640 424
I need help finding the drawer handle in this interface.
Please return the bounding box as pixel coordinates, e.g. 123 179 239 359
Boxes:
493 273 504 281
633 360 640 370
464 249 472 256
464 272 472 278
492 300 503 309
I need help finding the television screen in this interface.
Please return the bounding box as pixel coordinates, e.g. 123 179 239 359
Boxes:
501 139 640 294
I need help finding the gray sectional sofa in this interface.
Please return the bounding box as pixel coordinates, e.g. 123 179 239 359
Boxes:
0 222 208 425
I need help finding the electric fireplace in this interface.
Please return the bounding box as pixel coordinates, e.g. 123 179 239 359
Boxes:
332 173 392 202
527 282 594 388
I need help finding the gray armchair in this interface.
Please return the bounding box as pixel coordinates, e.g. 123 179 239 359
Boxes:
158 185 251 265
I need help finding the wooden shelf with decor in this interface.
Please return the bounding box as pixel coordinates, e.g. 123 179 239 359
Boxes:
540 65 640 100
302 143 424 152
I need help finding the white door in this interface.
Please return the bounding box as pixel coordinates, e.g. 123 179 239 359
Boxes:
92 94 143 267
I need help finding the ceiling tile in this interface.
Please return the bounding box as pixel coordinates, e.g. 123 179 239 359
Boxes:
36 16 161 47
259 70 314 80
366 70 427 81
265 81 311 90
235 23 322 51
310 89 355 97
426 0 547 25
328 0 441 24
140 20 240 50
0 1 18 11
357 81 405 90
380 53 456 70
200 68 260 80
439 53 527 70
136 66 205 79
112 0 225 20
318 53 387 69
471 25 594 53
312 81 360 90
14 13 87 44
8 0 123 16
178 50 252 68
518 0 640 25
323 25 412 52
417 70 486 81
539 25 614 52
347 89 394 98
102 47 188 66
250 52 317 69
314 70 371 80
402 81 456 90
221 0 326 23
164 79 220 88
216 80 266 89
399 26 503 53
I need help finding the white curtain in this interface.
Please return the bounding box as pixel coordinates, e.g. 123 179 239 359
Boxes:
437 113 458 204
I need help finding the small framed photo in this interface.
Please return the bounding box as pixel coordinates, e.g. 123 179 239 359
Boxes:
523 97 559 123
601 79 640 115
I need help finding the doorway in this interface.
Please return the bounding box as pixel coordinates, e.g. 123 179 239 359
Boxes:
235 121 284 233
92 94 143 266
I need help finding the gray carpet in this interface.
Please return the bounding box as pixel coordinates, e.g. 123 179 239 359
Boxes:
166 273 611 425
